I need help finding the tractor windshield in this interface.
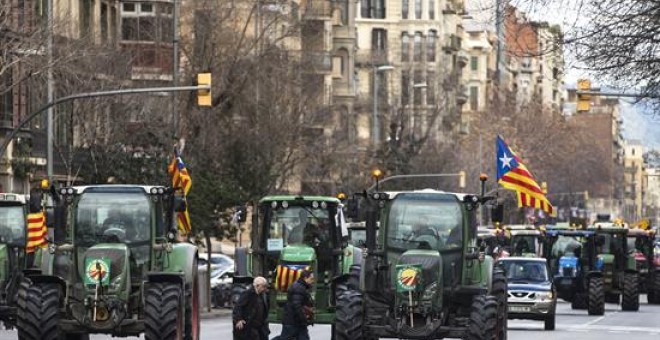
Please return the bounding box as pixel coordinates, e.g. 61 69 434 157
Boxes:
0 206 26 246
266 204 334 249
74 192 151 246
386 193 463 251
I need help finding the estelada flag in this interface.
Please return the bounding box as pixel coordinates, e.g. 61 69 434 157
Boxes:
496 135 556 217
275 264 309 292
26 212 47 253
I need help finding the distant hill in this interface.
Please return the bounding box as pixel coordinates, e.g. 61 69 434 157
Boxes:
620 100 660 150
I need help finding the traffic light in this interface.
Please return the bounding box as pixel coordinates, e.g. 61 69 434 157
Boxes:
577 79 591 112
458 170 466 189
197 73 212 107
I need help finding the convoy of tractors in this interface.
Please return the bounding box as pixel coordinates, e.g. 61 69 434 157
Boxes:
0 170 657 340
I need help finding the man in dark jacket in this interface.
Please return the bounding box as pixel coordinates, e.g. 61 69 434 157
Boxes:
233 276 270 340
277 269 315 340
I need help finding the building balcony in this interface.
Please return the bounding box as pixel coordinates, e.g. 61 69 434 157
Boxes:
355 50 389 66
302 0 332 19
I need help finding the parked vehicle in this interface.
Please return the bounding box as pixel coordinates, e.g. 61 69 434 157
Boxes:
198 253 234 272
499 257 557 330
210 267 234 308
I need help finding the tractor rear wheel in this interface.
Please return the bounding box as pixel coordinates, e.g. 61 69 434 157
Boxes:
466 295 498 340
185 259 201 340
492 270 508 340
621 273 639 311
16 283 62 340
334 290 365 340
587 277 604 316
144 282 184 340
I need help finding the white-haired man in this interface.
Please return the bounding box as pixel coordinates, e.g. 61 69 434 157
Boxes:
233 276 270 340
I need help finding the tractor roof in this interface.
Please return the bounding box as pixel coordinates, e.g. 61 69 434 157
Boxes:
587 222 628 233
259 195 340 204
0 193 27 204
380 188 469 200
71 185 166 194
627 228 655 237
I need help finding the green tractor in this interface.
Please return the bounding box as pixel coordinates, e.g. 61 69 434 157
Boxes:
233 195 363 332
544 226 604 315
626 228 660 304
503 225 546 258
587 220 639 311
342 176 507 340
16 185 200 340
0 192 41 328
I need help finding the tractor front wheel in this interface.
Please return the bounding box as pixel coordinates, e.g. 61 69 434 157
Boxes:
621 273 639 311
587 277 604 316
492 270 508 340
144 282 184 340
334 290 365 340
466 295 498 340
16 283 63 340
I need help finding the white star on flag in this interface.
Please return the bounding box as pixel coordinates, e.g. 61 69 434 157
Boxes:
500 153 513 169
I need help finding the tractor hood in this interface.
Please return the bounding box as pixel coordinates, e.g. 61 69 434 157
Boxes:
280 245 316 262
597 254 614 265
80 243 129 291
396 249 443 299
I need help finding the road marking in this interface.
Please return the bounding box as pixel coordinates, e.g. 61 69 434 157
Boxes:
584 310 617 326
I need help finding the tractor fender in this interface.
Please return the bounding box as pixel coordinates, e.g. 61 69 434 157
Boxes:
161 243 198 286
340 245 362 274
479 255 495 292
586 271 603 279
235 247 250 277
26 274 67 293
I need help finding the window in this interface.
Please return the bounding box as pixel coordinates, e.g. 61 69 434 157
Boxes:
427 30 436 62
122 3 136 12
361 0 369 17
428 0 434 19
401 33 410 62
414 0 421 19
470 56 478 72
413 32 422 62
372 28 387 51
0 69 12 125
402 0 408 19
374 0 385 18
427 71 435 105
469 86 479 111
414 70 423 105
362 0 385 18
121 3 161 42
101 3 108 42
402 70 410 105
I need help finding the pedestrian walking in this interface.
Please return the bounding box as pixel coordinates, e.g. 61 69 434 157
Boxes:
274 269 315 340
233 276 270 340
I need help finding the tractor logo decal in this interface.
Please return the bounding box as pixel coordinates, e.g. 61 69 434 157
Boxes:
84 258 111 285
396 264 423 292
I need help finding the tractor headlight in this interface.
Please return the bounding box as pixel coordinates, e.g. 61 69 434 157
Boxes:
422 282 438 300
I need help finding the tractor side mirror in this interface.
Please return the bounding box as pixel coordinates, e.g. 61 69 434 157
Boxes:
346 198 359 219
491 204 504 223
53 205 67 244
173 196 187 213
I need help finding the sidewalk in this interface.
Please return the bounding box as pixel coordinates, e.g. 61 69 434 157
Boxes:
200 307 232 319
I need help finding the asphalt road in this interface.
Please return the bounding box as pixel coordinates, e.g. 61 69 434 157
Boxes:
1 299 660 339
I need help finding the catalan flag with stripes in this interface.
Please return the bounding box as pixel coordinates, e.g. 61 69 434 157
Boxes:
168 152 192 236
26 211 47 253
496 135 556 217
275 264 309 292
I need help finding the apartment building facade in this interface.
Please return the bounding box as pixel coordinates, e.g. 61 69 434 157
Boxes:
623 141 644 222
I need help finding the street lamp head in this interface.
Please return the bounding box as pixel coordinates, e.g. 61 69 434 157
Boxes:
376 65 395 72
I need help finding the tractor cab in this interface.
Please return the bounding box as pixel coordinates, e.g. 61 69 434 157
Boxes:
504 224 546 257
234 195 361 326
626 227 660 303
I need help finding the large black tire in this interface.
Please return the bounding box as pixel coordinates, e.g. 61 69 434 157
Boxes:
144 282 184 340
347 264 361 291
544 313 555 331
571 292 587 310
587 277 604 316
621 273 639 311
491 270 508 340
334 290 365 340
16 283 62 340
466 295 498 340
185 259 201 340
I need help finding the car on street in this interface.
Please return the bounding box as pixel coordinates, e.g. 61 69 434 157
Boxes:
198 252 234 272
499 257 557 330
210 267 234 308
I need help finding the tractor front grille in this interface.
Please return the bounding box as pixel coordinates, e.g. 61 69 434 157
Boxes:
562 267 575 277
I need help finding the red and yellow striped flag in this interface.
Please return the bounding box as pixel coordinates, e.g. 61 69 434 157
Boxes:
26 212 47 253
275 264 309 292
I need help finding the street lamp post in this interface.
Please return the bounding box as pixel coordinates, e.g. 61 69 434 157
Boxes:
373 65 394 145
